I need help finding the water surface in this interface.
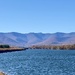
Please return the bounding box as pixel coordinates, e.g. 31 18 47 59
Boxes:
0 49 75 75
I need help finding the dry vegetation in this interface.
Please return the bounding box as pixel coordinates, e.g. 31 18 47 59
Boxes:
30 44 75 50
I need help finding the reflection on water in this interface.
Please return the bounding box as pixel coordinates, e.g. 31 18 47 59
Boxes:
0 49 75 75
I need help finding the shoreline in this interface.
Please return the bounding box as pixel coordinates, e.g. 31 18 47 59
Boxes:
0 47 27 53
0 72 5 75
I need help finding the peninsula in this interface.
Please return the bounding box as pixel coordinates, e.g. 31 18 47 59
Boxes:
0 45 27 53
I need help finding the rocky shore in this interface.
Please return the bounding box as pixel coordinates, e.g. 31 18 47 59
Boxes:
0 72 5 75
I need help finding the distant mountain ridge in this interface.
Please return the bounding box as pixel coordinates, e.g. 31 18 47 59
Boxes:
0 32 75 47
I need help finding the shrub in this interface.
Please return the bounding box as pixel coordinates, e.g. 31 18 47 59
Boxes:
0 45 10 48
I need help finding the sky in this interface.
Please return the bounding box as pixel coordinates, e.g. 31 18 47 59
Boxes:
0 0 75 33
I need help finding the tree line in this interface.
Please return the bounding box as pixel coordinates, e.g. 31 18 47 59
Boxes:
30 44 75 50
0 45 10 48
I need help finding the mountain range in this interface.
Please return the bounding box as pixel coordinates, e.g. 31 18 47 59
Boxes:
0 32 75 47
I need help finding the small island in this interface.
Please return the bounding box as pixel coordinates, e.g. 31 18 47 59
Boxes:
0 44 27 53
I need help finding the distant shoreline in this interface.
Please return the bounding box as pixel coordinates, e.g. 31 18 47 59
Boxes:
30 44 75 50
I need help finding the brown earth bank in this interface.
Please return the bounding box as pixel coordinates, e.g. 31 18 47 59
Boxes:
0 47 27 53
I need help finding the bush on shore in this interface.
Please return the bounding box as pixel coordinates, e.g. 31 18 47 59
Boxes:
0 45 10 48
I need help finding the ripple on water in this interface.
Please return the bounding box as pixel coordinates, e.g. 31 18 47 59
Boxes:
0 49 75 75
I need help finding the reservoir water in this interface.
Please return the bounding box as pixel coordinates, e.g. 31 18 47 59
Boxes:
0 49 75 75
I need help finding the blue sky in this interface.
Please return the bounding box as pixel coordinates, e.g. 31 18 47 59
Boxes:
0 0 75 33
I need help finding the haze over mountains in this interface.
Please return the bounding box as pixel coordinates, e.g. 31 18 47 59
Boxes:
0 32 75 47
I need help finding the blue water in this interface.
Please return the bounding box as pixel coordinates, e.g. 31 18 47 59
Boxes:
0 49 75 75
